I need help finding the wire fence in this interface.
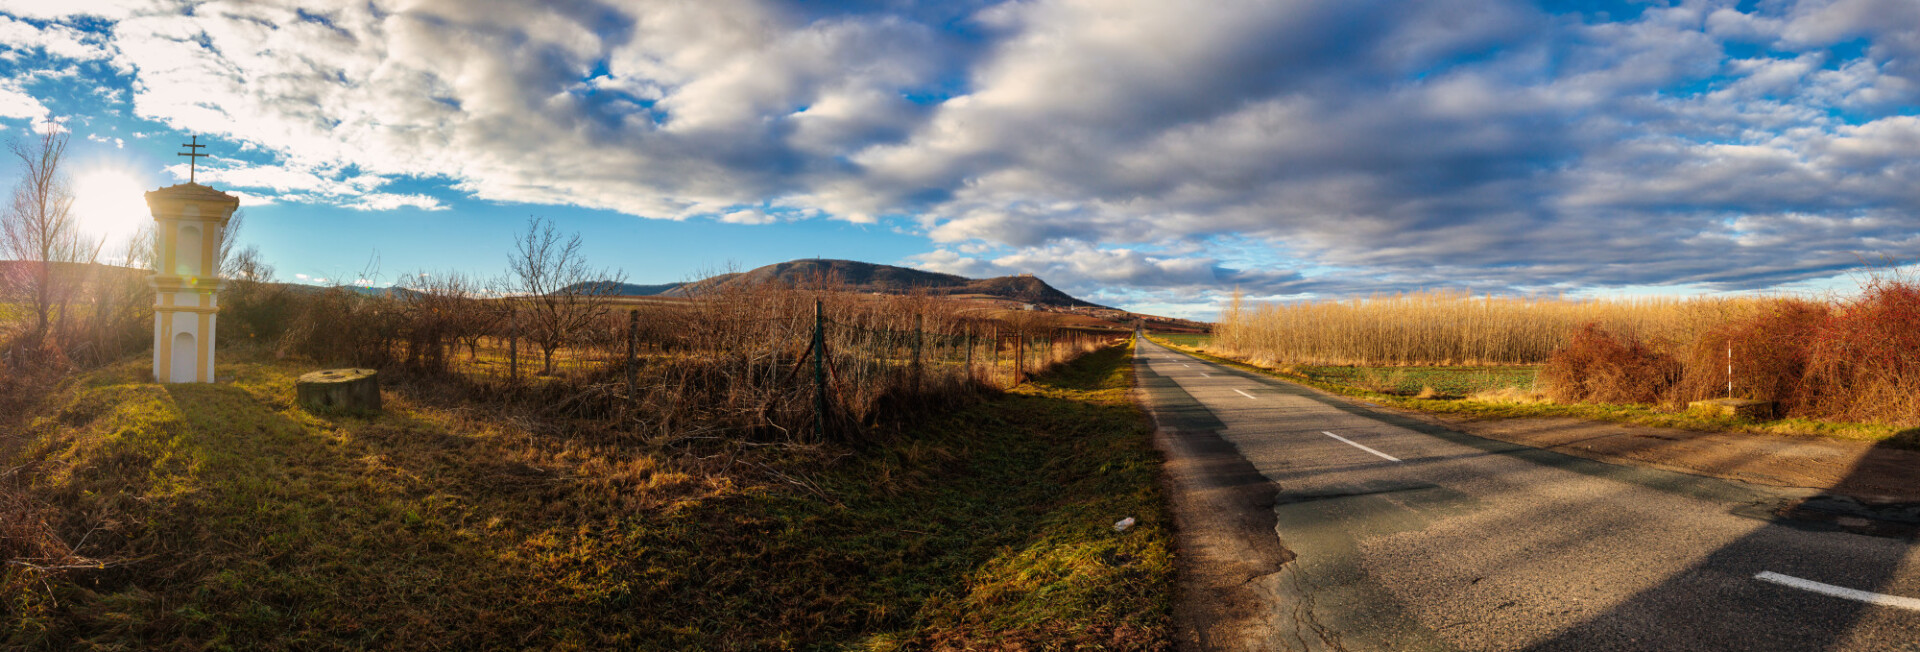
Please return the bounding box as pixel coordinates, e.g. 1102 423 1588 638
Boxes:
442 300 1126 441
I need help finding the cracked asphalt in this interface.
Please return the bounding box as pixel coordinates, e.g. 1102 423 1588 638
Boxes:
1135 338 1920 651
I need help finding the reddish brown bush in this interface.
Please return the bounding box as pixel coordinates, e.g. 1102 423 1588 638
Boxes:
1677 298 1829 414
1801 278 1920 425
1540 323 1682 405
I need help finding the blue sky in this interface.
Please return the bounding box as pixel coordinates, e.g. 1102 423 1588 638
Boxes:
3 0 1920 318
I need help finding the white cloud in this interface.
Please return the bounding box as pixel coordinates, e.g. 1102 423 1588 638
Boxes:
0 14 113 60
341 192 445 212
0 0 151 20
94 0 956 222
914 240 1304 295
176 160 380 195
0 77 46 122
3 0 1919 303
720 209 775 225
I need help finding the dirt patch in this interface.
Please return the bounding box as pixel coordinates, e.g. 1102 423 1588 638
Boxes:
1384 411 1920 504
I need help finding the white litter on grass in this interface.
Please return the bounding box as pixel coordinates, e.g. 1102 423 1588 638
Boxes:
1114 517 1136 532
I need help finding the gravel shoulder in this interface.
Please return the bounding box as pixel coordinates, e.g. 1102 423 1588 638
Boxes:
1135 349 1298 650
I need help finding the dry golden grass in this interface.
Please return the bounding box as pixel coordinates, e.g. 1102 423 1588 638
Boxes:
1215 289 1768 366
2 340 1168 650
268 280 1120 444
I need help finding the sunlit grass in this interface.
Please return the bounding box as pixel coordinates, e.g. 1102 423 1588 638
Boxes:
1293 364 1538 397
3 343 1171 649
1153 332 1211 348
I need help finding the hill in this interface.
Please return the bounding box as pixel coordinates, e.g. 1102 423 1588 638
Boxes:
0 260 147 283
654 259 1105 309
558 281 684 296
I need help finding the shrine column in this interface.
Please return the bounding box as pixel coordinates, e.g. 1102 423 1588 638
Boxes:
146 182 237 383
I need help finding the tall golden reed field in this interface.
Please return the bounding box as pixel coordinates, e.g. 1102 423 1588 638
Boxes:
1213 289 1769 366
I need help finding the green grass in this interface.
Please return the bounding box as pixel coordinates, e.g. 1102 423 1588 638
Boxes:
1290 365 1537 397
1151 332 1210 348
1148 335 1915 449
3 343 1170 650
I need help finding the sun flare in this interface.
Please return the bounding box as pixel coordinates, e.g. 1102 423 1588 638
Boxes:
71 168 153 246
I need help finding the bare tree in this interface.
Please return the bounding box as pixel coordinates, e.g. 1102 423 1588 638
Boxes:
396 270 495 371
65 230 153 364
507 217 624 374
0 127 100 348
455 278 510 361
216 210 247 277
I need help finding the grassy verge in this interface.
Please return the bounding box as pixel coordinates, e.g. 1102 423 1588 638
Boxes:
1150 333 1211 349
1286 364 1537 397
1147 336 1914 448
3 343 1170 650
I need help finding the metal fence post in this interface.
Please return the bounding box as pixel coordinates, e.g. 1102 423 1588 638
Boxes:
912 313 923 391
814 299 828 440
627 309 638 402
509 335 519 383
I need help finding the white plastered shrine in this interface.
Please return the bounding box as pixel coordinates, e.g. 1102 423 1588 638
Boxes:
146 183 237 383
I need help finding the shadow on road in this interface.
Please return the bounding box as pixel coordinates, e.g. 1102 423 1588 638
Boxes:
1517 435 1920 651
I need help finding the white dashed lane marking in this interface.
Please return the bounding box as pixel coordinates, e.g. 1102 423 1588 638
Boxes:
1755 572 1920 611
1322 431 1402 463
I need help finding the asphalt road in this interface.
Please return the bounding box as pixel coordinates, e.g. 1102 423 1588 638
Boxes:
1134 338 1920 652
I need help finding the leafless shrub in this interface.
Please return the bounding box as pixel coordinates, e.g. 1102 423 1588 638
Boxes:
280 287 402 367
1539 324 1683 406
506 217 624 375
395 271 491 372
219 244 299 346
1 126 100 354
60 233 151 366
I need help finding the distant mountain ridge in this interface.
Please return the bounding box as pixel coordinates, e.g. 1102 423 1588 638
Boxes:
575 259 1105 309
563 281 684 297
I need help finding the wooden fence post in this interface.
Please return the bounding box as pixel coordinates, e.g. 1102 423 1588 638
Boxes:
627 309 638 402
912 313 923 391
965 329 974 382
813 299 828 440
1015 333 1025 386
509 335 519 383
990 327 999 385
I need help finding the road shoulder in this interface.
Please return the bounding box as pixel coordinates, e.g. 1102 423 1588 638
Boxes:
1134 348 1311 651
